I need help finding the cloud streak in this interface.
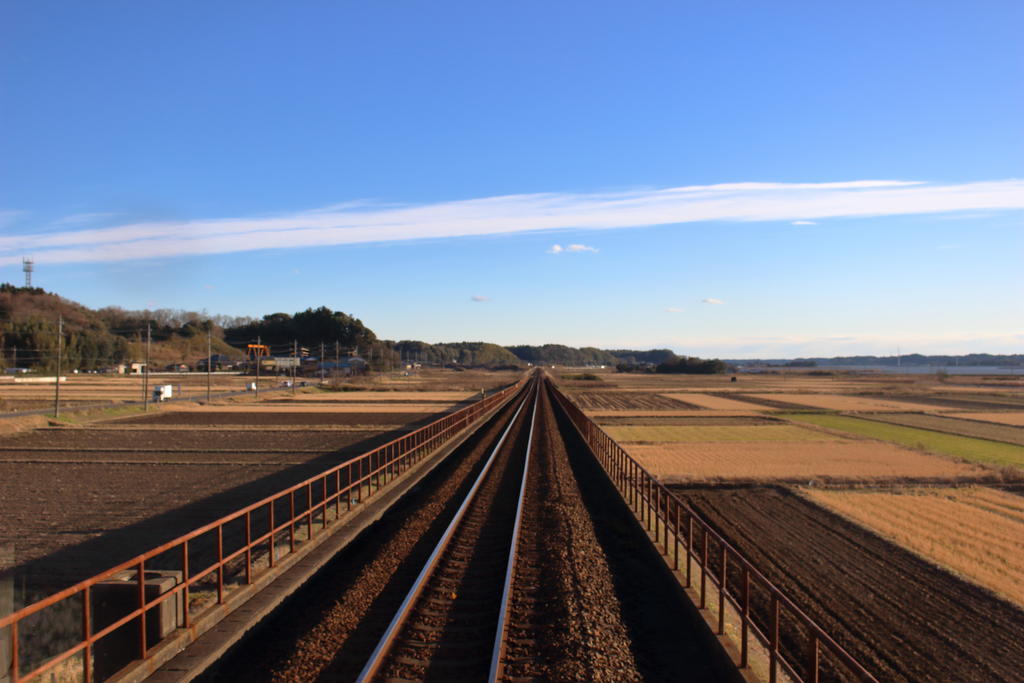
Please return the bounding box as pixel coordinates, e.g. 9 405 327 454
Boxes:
548 243 598 254
702 298 724 305
3 179 1023 266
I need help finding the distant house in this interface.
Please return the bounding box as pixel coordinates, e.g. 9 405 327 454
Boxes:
196 354 233 371
319 357 367 376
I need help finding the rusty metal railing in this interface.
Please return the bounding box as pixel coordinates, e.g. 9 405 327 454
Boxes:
0 378 527 683
547 381 877 683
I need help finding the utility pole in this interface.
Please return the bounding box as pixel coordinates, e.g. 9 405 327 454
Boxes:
255 335 261 401
206 327 212 403
292 339 297 396
143 322 151 411
53 316 62 418
320 341 325 382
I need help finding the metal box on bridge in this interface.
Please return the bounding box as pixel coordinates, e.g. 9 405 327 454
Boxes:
91 569 183 681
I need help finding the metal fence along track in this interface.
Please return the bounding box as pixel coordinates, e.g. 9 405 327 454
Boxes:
0 377 528 683
547 381 877 683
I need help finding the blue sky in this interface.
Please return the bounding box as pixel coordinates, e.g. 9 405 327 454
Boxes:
2 1 1022 357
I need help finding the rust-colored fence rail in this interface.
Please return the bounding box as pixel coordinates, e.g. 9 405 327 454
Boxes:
0 379 526 683
548 382 877 683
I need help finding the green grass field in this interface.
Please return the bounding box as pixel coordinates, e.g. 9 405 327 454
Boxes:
604 424 837 443
782 413 1024 468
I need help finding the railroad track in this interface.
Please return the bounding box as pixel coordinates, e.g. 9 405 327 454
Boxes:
356 378 540 682
203 373 726 681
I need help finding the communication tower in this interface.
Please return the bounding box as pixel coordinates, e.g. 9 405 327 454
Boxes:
22 258 34 287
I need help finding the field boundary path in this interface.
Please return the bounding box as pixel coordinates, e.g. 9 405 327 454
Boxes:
0 378 527 683
549 381 878 683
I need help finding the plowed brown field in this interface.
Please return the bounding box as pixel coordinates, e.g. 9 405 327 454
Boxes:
570 391 696 410
659 393 775 410
672 487 1024 681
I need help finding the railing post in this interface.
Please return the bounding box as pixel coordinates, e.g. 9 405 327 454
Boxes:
686 514 693 588
718 544 727 635
82 587 92 683
307 482 314 540
217 525 224 604
807 630 820 683
700 528 708 609
182 542 191 627
268 501 276 568
770 595 780 683
673 503 680 571
245 510 252 585
335 469 342 518
10 620 18 683
741 566 750 668
137 561 147 660
289 491 296 553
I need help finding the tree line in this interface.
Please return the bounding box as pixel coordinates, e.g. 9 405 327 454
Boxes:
0 284 727 373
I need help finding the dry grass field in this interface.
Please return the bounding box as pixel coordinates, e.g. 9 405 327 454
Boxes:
743 393 946 412
657 393 775 410
947 412 1024 427
604 424 835 443
587 409 767 418
626 441 989 482
801 486 1024 607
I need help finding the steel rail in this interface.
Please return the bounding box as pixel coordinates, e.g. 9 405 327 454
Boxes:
487 379 540 682
355 378 536 683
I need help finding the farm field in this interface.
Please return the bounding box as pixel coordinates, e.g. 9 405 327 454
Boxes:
657 393 773 410
571 391 696 410
113 409 446 425
279 390 477 403
0 386 470 597
783 413 1024 469
604 424 833 443
947 411 1024 427
743 392 945 412
801 486 1024 607
672 486 1024 681
585 409 766 418
628 441 988 483
0 373 258 412
862 412 1024 446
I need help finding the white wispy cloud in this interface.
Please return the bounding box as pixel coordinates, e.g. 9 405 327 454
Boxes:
548 243 598 254
702 298 724 305
3 179 1023 266
791 220 816 225
665 307 683 313
470 295 490 302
